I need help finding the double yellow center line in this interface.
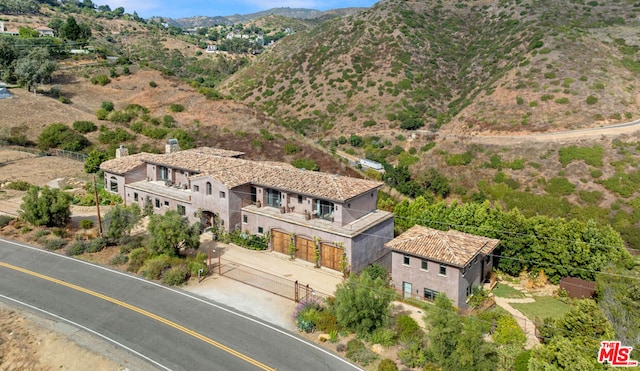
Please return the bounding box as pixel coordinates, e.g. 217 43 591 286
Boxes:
0 261 275 371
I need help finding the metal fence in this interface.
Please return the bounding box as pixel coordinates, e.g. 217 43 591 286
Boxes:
0 144 87 162
215 257 332 303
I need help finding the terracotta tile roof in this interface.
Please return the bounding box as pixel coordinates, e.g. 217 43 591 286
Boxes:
102 147 382 202
385 225 500 267
99 153 149 174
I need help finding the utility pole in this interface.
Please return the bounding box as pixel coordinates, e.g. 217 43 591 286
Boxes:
93 175 103 237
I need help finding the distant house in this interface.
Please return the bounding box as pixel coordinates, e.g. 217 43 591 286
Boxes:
385 225 499 309
206 45 217 53
36 26 55 37
0 21 19 36
101 143 395 274
359 158 383 171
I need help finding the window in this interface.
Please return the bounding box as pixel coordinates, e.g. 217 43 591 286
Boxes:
421 259 428 271
194 185 200 192
109 176 118 192
403 255 410 266
159 166 168 180
133 192 138 201
315 199 335 221
466 285 473 297
177 205 186 216
250 186 257 203
424 288 438 301
258 226 263 234
206 182 212 195
439 264 447 276
266 188 281 207
220 191 226 199
164 200 169 207
243 215 248 223
298 195 303 203
155 199 160 208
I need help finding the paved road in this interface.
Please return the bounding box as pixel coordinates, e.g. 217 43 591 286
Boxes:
0 238 359 371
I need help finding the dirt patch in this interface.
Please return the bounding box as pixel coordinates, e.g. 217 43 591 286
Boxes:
0 301 146 370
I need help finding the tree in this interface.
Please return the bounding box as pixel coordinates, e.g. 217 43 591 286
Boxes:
493 316 526 346
333 270 395 336
14 47 58 93
19 186 71 227
426 293 463 367
596 262 640 347
59 16 91 41
84 150 109 173
529 300 615 370
104 203 140 241
416 167 450 198
37 123 90 151
147 210 200 256
18 26 39 38
450 319 498 370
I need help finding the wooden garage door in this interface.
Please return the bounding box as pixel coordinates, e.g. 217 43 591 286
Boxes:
321 243 342 271
295 236 315 263
272 230 289 255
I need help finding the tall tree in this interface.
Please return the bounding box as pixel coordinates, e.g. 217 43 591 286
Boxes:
14 47 57 93
426 293 463 367
104 204 140 241
333 270 396 336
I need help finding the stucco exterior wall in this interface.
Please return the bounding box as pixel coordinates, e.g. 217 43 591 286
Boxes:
390 252 462 307
190 177 231 229
340 190 377 224
350 216 394 273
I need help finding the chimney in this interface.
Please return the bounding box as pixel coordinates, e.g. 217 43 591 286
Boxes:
165 138 180 154
115 144 129 158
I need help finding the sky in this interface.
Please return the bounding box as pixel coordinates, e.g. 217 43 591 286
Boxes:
99 0 379 19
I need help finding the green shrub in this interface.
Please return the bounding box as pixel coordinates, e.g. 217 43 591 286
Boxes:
127 247 150 272
19 226 31 234
168 103 184 113
284 142 301 155
541 94 554 102
6 180 32 191
445 151 473 166
110 253 129 265
579 190 602 204
66 241 87 256
162 264 189 285
0 215 14 227
149 81 157 88
555 97 569 104
292 158 319 171
377 358 398 371
72 121 97 133
51 227 68 238
91 75 111 86
96 108 109 120
316 310 339 333
34 229 50 238
369 328 397 347
514 350 531 371
395 314 422 343
79 219 94 229
101 101 115 112
85 237 107 253
346 339 377 366
545 177 575 196
44 238 66 250
37 123 90 152
586 95 598 105
141 255 172 280
559 145 604 167
296 306 321 333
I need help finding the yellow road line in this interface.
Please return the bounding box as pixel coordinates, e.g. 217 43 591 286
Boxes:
0 261 275 371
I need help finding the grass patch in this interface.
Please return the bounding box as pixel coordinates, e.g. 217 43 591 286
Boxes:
511 296 571 322
558 145 604 167
492 283 526 299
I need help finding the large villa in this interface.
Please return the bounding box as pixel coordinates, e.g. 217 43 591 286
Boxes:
101 142 395 273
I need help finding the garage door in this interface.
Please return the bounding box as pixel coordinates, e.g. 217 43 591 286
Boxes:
271 230 289 255
295 236 315 263
321 243 342 271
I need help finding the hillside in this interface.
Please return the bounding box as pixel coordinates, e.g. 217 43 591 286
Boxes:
3 1 640 250
220 0 640 138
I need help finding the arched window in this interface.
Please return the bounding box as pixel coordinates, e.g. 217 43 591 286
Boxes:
109 176 118 192
206 182 212 195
